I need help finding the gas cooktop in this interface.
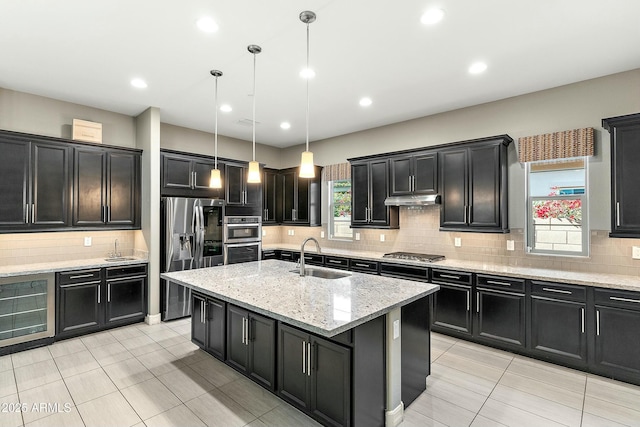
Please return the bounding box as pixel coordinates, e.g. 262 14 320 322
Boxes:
382 252 445 263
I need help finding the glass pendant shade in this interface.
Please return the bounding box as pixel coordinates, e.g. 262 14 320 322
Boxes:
209 168 222 188
299 151 315 178
247 160 261 183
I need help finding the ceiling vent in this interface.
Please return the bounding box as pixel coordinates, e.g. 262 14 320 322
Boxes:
237 118 260 127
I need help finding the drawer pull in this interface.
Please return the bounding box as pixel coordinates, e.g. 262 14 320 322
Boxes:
542 287 572 295
486 280 512 287
609 296 640 304
439 274 461 280
327 259 342 264
353 263 370 268
69 274 95 279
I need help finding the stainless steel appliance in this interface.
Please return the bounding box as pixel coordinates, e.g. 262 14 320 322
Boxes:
0 273 55 349
223 216 262 265
382 252 445 262
161 197 224 321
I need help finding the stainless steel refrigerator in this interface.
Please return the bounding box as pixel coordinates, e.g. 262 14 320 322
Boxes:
161 197 224 321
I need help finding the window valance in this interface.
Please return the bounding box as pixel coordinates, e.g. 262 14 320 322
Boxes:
518 127 594 163
321 162 351 182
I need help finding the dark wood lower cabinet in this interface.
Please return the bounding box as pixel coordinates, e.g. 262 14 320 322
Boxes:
191 292 226 360
56 265 147 339
431 283 472 337
227 305 276 390
278 323 351 427
592 288 640 384
401 298 431 407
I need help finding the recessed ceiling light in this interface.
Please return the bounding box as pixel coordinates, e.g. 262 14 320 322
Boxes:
468 62 488 74
220 104 232 112
280 122 291 130
197 16 218 33
421 8 445 25
130 78 147 89
359 97 372 107
299 67 315 79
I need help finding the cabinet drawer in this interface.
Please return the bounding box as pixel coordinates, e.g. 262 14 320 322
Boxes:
324 256 349 270
379 262 429 282
262 250 279 260
477 274 524 293
349 259 379 274
594 288 640 310
57 269 101 285
279 251 300 262
431 269 472 286
106 264 147 279
531 281 586 302
301 253 324 266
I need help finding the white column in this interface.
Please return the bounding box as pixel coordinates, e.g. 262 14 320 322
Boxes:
385 307 404 426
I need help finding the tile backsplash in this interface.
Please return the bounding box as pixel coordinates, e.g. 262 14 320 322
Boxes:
0 230 147 267
265 206 640 276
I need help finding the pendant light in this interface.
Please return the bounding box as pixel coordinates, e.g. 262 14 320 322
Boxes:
209 69 223 188
299 10 316 178
247 44 262 183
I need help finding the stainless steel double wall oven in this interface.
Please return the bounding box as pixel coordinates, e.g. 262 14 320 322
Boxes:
223 216 262 264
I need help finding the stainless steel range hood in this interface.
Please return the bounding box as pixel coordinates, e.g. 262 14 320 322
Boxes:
384 194 441 206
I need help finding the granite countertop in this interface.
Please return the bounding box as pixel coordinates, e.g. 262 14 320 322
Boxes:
0 256 149 278
161 260 439 337
263 244 640 292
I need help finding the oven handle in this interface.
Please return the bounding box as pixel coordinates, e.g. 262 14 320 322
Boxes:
225 223 261 228
225 242 261 248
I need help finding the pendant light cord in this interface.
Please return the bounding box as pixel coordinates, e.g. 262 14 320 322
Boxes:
252 51 257 162
305 22 310 152
214 75 219 169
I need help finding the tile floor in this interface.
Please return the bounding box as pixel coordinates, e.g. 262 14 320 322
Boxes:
1 320 639 427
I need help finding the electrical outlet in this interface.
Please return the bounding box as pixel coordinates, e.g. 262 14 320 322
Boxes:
633 246 640 259
393 319 400 339
288 229 295 236
380 234 385 242
84 237 92 247
506 240 515 251
454 237 462 247
320 231 325 239
355 232 361 241
262 229 267 236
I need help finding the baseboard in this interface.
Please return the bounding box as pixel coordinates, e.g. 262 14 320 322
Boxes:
145 313 162 325
385 401 404 427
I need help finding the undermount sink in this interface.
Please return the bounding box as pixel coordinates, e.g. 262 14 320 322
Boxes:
291 268 351 280
104 257 136 262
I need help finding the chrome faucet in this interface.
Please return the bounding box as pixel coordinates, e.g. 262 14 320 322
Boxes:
300 237 321 276
113 238 121 258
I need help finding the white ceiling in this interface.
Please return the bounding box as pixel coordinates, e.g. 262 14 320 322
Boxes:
2 0 640 148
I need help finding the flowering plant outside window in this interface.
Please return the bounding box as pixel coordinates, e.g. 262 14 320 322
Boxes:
532 186 582 224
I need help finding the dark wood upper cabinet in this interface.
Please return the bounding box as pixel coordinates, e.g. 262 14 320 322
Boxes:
225 162 262 209
161 151 223 199
262 168 281 224
389 151 438 196
73 146 140 228
603 113 640 237
0 132 71 231
350 158 399 229
280 166 322 226
439 136 510 233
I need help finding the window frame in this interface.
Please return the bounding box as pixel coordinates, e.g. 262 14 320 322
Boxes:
525 158 590 257
327 179 353 241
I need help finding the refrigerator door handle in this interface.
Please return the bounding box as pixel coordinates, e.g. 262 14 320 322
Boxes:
165 198 175 270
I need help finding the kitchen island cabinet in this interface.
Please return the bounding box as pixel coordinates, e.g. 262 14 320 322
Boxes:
162 260 438 427
191 292 226 360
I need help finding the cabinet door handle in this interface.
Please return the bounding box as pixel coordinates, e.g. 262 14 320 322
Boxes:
97 285 101 304
476 291 480 313
241 317 245 344
486 280 512 287
466 291 470 311
246 317 250 345
302 340 306 374
412 175 416 192
31 203 35 223
107 284 111 302
464 205 467 224
616 202 621 227
596 309 600 336
307 342 311 377
542 287 572 295
468 205 472 224
408 176 412 192
610 296 640 304
201 301 205 324
24 204 29 224
108 206 111 223
581 307 585 333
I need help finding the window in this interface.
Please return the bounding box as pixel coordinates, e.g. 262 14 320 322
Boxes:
526 158 588 256
328 179 352 240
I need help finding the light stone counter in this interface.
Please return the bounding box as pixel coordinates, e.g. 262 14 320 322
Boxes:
264 244 640 292
161 259 439 337
0 257 149 278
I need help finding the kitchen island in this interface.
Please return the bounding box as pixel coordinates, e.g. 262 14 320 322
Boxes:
161 259 439 427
